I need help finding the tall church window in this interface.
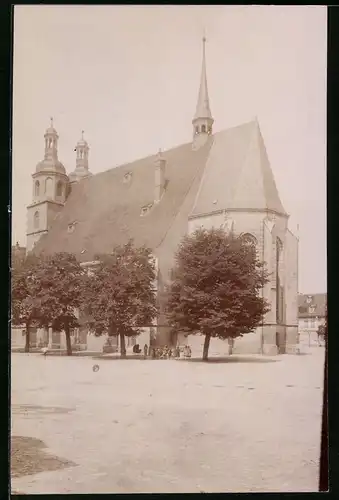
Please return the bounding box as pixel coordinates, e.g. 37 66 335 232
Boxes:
45 177 53 197
276 237 283 323
241 233 257 247
34 180 40 197
201 124 206 133
56 181 63 197
34 211 39 229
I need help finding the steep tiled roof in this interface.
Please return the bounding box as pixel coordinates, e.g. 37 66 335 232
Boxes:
190 120 287 217
298 293 327 318
33 138 213 268
33 120 287 278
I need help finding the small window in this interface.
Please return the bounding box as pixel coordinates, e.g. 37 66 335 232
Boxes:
34 180 40 197
56 181 63 197
195 126 199 135
123 172 132 183
140 204 153 216
34 211 39 229
201 124 206 133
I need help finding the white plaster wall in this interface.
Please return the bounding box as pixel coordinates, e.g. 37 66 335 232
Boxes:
284 230 299 327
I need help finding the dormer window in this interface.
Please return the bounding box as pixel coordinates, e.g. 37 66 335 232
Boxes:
68 221 77 233
123 172 132 183
140 203 153 216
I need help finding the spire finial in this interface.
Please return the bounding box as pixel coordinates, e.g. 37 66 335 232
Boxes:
81 130 84 140
50 117 53 128
192 27 214 140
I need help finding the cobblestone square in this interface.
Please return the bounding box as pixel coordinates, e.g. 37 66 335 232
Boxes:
11 348 324 493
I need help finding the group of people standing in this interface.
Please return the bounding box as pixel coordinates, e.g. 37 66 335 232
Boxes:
133 343 192 359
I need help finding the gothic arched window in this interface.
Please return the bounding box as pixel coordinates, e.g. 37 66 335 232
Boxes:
201 124 206 133
241 233 257 247
34 180 40 197
56 181 63 197
276 237 283 323
34 211 39 229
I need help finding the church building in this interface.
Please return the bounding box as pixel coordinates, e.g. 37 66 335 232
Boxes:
28 38 299 355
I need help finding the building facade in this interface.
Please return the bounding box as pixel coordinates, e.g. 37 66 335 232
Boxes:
27 38 299 355
298 293 326 335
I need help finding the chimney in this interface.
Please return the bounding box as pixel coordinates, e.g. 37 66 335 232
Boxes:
154 149 166 203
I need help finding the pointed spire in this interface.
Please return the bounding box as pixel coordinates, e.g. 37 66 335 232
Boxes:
193 35 213 122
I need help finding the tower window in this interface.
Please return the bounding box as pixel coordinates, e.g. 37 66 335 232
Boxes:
45 177 53 197
34 211 39 230
201 124 206 133
34 180 40 197
195 126 199 135
56 181 63 197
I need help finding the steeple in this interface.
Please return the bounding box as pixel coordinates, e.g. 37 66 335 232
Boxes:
69 130 92 183
192 36 214 150
44 117 59 161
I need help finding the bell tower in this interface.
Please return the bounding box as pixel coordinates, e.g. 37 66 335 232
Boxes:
26 118 69 253
192 36 214 150
69 131 92 183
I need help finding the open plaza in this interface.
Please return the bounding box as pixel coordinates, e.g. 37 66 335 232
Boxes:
11 341 324 494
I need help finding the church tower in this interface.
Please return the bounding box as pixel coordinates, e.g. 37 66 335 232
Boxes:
192 36 214 150
69 131 92 184
26 119 69 253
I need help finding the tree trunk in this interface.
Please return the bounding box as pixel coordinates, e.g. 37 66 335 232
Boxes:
228 337 233 356
203 334 211 361
24 322 30 353
65 325 72 356
120 332 126 358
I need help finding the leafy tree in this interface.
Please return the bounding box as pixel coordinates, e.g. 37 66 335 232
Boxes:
318 305 328 344
11 254 40 352
82 241 157 357
166 228 270 361
29 252 86 355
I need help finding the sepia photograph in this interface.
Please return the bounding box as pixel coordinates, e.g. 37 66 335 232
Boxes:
11 5 327 494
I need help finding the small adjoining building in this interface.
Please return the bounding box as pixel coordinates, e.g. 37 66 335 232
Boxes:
298 293 326 335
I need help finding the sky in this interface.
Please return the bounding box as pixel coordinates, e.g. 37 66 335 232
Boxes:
12 5 327 293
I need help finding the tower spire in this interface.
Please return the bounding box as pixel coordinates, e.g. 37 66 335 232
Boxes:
192 35 214 150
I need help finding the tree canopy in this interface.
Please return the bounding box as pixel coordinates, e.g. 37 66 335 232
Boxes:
12 252 85 355
166 228 270 360
11 254 41 352
82 241 157 357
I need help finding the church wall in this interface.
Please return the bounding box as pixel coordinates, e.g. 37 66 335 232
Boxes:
284 229 299 352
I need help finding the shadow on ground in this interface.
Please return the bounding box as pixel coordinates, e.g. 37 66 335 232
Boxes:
91 355 280 363
179 356 280 364
11 436 77 478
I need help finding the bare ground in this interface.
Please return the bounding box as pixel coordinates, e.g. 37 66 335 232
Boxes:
11 348 324 493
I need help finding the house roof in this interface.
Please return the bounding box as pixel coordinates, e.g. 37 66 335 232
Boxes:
190 120 287 217
298 293 327 318
32 119 287 274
